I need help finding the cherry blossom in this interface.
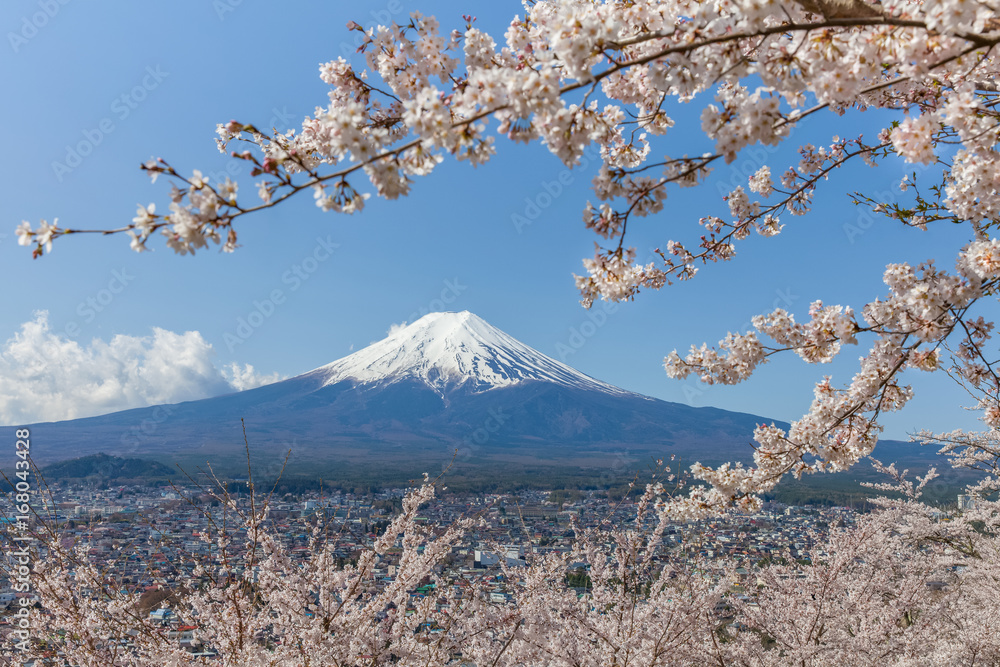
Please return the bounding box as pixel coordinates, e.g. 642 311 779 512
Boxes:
12 0 1000 553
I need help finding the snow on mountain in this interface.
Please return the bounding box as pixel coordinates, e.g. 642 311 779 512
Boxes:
305 311 636 398
0 310 795 478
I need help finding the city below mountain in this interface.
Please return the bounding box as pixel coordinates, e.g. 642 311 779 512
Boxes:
1 311 951 500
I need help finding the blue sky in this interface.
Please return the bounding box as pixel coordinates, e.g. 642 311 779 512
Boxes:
0 0 983 439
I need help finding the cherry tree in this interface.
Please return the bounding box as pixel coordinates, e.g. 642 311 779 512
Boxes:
18 0 1000 516
6 449 1000 665
3 474 499 666
9 1 1000 661
17 0 1000 513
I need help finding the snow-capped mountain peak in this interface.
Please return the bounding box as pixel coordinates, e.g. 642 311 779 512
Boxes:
308 311 633 397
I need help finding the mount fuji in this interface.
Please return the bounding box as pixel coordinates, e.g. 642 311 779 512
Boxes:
3 312 780 485
311 311 636 399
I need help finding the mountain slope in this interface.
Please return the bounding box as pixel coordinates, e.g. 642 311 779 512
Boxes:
40 453 176 482
304 311 636 398
0 311 945 490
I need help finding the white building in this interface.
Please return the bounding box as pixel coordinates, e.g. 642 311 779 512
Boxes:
475 544 526 568
957 494 978 511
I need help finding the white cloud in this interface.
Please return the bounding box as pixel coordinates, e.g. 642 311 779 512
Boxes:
221 362 284 392
386 321 408 336
0 312 284 425
370 321 409 345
